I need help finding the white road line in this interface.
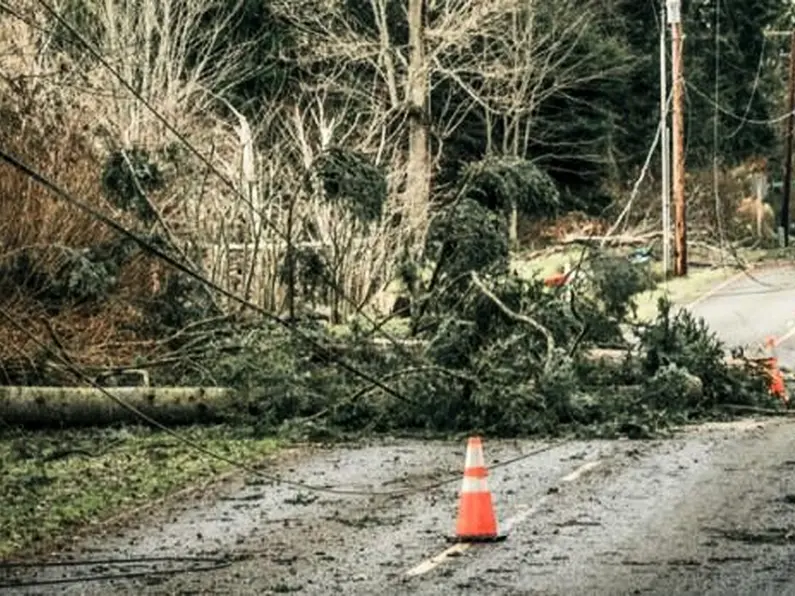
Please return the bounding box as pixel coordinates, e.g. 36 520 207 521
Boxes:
774 324 795 348
404 459 602 578
405 543 471 577
685 271 745 309
500 497 550 534
560 460 602 483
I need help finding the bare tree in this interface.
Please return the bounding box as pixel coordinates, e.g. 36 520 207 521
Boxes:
270 0 434 250
43 0 262 148
24 0 285 305
278 87 411 321
430 0 631 246
272 0 629 248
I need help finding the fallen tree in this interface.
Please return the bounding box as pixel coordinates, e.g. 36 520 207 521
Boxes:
0 193 780 438
1 251 780 436
584 347 780 371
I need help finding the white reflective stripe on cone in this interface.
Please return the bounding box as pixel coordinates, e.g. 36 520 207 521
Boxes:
461 475 489 494
464 445 485 469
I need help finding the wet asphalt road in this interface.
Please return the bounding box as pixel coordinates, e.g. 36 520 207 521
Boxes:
686 265 795 367
4 265 795 596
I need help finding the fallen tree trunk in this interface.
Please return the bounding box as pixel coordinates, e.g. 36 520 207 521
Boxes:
720 404 795 416
561 231 661 246
0 386 237 429
583 348 784 373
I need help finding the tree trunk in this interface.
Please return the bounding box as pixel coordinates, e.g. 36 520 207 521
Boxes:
509 199 519 250
405 0 430 247
0 386 236 429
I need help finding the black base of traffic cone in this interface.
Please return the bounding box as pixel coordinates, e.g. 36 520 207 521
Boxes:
446 533 508 544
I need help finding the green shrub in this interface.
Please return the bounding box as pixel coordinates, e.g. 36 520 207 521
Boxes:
462 157 560 218
635 297 771 411
313 147 387 223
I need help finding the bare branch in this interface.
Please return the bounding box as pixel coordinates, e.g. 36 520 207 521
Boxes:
470 271 555 372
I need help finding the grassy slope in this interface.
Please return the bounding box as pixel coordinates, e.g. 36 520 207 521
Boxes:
0 426 279 558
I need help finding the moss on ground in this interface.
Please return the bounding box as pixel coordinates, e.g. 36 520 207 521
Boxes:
0 426 279 558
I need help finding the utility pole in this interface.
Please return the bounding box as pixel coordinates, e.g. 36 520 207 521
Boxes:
660 2 671 280
763 28 795 247
668 0 687 276
782 31 795 247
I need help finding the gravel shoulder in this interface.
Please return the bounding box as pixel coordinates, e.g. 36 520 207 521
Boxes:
4 265 795 595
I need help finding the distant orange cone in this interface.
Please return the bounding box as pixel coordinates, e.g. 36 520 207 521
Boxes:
544 265 569 288
449 437 506 543
764 337 788 404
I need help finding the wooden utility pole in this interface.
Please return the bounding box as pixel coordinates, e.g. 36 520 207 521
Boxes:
763 28 795 246
660 2 671 279
668 0 687 276
782 31 795 247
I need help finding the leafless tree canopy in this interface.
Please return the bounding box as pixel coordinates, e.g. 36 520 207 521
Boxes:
1 0 631 323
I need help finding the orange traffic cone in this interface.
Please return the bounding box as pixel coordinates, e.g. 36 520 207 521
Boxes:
764 337 788 404
544 265 569 288
449 437 506 543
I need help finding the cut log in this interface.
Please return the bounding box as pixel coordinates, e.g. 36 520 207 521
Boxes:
584 349 781 374
561 231 661 246
582 348 630 363
0 386 236 429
